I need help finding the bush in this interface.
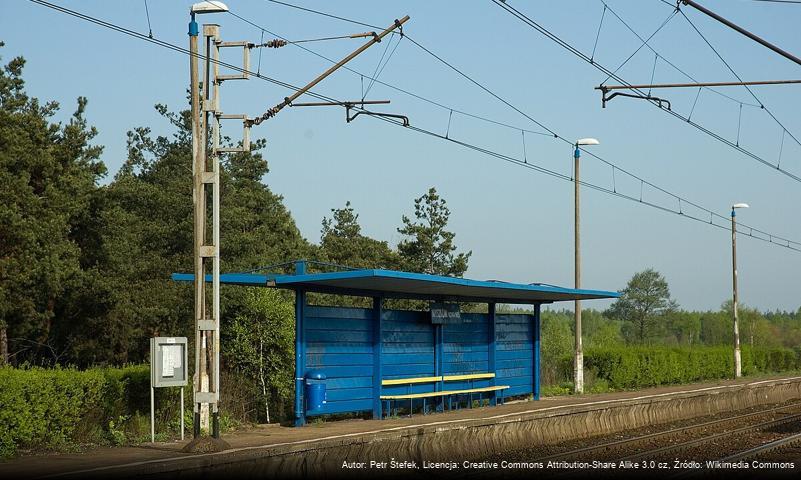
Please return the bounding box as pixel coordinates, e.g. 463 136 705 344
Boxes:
0 364 196 458
0 366 104 457
582 346 801 390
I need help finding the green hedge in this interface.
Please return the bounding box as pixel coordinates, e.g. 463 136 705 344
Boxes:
0 365 184 458
583 346 801 390
0 366 105 457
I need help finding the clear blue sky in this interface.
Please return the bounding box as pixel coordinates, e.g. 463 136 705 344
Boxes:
4 1 800 311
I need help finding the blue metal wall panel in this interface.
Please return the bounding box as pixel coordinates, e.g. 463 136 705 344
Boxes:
496 313 535 398
313 398 373 415
302 304 538 417
306 344 373 354
442 314 489 376
304 305 374 417
380 309 436 381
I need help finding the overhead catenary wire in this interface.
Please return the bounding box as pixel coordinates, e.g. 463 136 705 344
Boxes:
675 7 801 163
27 0 801 254
603 0 760 107
609 0 801 166
229 2 801 252
260 0 797 184
599 6 678 86
492 0 801 185
227 10 554 138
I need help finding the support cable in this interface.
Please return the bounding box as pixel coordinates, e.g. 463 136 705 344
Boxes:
677 8 801 160
234 1 801 249
492 0 801 184
600 7 678 85
648 53 658 96
363 33 403 100
604 0 759 107
143 0 153 38
227 10 555 138
590 4 607 62
29 0 801 254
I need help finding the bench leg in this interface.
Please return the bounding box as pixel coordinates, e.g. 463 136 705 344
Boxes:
491 390 497 407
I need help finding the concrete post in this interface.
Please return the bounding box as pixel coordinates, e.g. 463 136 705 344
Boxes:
732 209 742 378
574 146 584 394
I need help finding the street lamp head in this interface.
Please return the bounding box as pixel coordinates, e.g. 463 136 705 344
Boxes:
574 138 599 159
191 1 229 14
732 203 749 209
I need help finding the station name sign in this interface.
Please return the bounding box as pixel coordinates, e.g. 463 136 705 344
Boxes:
430 302 461 324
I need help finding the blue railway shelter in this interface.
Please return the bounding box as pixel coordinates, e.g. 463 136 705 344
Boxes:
174 261 618 426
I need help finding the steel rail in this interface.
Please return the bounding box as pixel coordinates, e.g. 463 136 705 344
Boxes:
719 431 801 462
541 408 801 480
539 402 801 463
622 412 801 462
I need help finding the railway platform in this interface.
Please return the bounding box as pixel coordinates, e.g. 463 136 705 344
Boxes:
2 374 800 478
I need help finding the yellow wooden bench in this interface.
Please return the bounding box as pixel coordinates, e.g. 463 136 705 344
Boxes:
381 376 441 386
379 373 509 416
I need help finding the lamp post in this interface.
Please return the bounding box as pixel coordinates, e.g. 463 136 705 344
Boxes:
573 138 599 394
731 202 749 378
189 0 228 442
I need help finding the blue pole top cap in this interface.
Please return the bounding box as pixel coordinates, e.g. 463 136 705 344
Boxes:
305 370 326 380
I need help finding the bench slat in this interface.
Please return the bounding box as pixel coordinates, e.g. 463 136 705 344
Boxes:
382 376 441 386
380 385 509 400
442 373 495 381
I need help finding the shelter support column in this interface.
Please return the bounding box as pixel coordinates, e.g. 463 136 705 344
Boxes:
435 317 444 411
294 288 306 427
534 304 541 400
488 303 497 406
372 297 383 419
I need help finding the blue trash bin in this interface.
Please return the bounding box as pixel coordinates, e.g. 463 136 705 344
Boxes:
305 370 327 413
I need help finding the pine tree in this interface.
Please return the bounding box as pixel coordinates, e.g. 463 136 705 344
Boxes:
397 187 471 277
320 201 398 269
0 46 106 364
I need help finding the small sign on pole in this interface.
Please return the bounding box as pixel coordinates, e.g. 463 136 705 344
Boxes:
150 337 188 443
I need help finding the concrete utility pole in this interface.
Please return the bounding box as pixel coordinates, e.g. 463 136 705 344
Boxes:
189 6 205 436
188 1 251 447
731 203 749 378
185 4 408 435
573 138 599 395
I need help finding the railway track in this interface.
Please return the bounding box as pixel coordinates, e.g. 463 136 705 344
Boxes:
721 431 801 463
539 408 801 479
541 401 801 463
667 430 801 478
622 411 801 463
456 402 801 478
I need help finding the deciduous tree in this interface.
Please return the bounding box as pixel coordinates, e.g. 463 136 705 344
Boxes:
605 269 677 343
